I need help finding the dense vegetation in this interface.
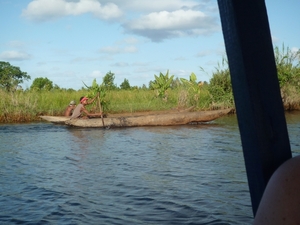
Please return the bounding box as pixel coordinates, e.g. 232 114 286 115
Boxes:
0 45 299 123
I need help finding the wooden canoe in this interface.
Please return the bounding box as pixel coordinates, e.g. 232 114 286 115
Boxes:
39 116 70 124
39 107 196 124
64 108 232 128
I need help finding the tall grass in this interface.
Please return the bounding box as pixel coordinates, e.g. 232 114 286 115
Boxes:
274 45 300 109
0 87 216 123
105 88 209 113
0 90 84 122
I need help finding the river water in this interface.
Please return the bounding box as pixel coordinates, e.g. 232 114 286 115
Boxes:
1 112 300 225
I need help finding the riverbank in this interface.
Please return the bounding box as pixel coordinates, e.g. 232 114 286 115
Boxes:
0 87 229 123
1 88 299 124
2 106 299 124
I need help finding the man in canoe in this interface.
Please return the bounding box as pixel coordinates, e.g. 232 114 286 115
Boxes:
70 94 103 119
64 100 76 116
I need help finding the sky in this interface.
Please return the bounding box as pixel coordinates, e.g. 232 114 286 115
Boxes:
0 0 299 90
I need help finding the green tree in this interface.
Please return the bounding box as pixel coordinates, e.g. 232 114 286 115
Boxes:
103 71 117 90
141 84 148 90
120 78 131 90
0 61 31 91
30 77 53 91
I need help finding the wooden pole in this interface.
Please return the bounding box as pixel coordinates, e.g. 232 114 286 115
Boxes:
98 94 105 127
217 0 292 215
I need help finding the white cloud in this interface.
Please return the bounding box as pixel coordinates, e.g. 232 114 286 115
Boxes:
291 47 299 53
89 70 103 78
123 9 219 42
98 0 202 13
126 10 206 30
0 51 31 61
22 0 123 22
7 41 26 48
271 35 279 44
123 46 138 53
21 0 219 42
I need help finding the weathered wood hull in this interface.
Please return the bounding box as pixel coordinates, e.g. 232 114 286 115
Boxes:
64 109 232 128
39 116 70 124
39 107 195 124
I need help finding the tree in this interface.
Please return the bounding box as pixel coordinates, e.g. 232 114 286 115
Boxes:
0 61 31 91
120 78 131 90
103 71 117 90
141 84 148 90
30 77 53 91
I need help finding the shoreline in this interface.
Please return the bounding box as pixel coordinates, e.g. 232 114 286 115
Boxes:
1 106 299 124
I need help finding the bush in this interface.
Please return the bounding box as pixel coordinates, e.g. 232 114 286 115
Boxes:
207 59 234 108
275 45 300 89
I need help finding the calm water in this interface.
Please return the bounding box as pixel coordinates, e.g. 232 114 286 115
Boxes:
1 113 300 225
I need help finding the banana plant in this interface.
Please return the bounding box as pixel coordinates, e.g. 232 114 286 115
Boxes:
82 79 108 112
150 70 174 98
180 72 202 95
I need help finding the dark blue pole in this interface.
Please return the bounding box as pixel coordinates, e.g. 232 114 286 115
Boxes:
217 0 292 216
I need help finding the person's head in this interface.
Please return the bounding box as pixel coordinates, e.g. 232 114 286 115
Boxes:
69 100 76 106
80 96 88 105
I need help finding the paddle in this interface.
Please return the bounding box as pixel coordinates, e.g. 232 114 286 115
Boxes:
97 93 105 127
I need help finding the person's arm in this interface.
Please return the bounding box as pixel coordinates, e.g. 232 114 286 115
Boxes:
81 106 102 118
87 93 99 105
64 106 72 116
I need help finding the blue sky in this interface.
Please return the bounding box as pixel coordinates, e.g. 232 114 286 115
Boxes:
0 0 299 90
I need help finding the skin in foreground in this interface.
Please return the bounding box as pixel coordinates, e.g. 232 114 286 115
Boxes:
253 155 300 224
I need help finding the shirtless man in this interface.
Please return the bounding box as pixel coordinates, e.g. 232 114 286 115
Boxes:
70 94 102 119
64 100 76 116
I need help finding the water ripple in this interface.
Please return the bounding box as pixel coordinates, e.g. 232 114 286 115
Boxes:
0 117 259 224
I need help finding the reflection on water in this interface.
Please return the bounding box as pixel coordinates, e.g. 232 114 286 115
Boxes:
5 113 299 224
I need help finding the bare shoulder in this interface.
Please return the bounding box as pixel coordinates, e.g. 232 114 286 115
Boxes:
253 155 300 224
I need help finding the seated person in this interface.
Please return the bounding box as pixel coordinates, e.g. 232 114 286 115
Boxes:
71 95 103 119
64 100 76 116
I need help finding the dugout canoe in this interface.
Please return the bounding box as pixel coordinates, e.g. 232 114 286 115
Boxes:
39 107 196 124
64 108 232 128
39 116 71 124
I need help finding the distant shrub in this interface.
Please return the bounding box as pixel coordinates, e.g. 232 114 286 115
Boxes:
207 58 234 108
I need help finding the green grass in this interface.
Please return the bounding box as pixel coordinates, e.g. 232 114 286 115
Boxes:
0 87 221 123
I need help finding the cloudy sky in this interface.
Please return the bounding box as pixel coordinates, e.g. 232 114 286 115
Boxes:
0 0 299 90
